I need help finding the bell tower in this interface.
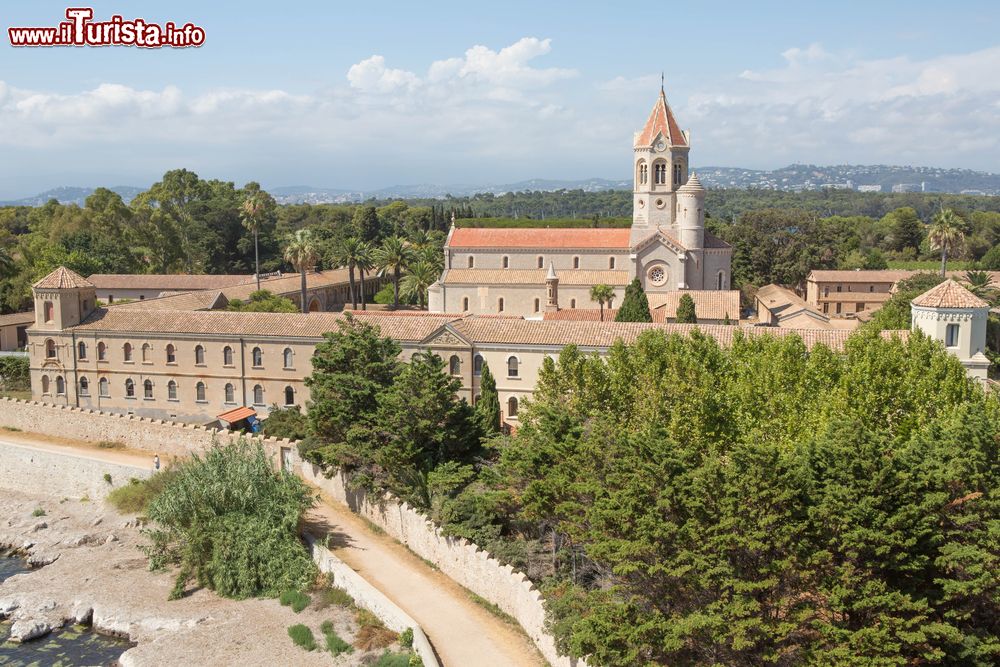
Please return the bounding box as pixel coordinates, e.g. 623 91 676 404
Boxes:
32 267 97 332
631 82 691 245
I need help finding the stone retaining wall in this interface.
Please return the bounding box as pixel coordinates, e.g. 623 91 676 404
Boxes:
0 397 296 462
0 441 150 500
304 533 440 667
300 464 583 667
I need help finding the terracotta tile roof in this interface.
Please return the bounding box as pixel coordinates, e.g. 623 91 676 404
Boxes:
33 267 93 290
756 284 831 327
453 316 904 352
112 290 228 312
442 269 631 286
69 308 461 341
634 88 687 147
647 290 741 320
87 273 254 290
808 270 917 283
218 406 256 423
546 308 667 323
0 311 34 327
703 231 731 249
220 269 353 301
911 280 989 308
448 228 631 249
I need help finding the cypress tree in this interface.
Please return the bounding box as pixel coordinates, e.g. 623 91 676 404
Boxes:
476 361 501 434
676 293 697 324
615 278 652 323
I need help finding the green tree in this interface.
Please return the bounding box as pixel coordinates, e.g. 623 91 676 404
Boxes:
242 189 275 291
614 278 652 322
589 284 615 321
354 240 374 311
331 236 366 309
965 269 995 299
374 236 411 309
362 351 484 504
928 208 967 276
400 260 437 309
865 272 944 331
304 315 401 463
979 244 1000 270
883 206 924 252
475 361 501 434
283 229 320 313
675 293 697 323
226 290 298 313
352 205 381 243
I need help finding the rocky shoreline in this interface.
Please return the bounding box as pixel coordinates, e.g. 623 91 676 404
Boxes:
0 490 372 666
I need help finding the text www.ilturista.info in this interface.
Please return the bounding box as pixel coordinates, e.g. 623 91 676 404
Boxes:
8 8 205 48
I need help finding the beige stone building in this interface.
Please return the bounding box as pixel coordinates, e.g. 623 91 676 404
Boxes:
910 280 991 380
30 266 937 430
87 273 256 303
0 311 33 351
428 87 733 318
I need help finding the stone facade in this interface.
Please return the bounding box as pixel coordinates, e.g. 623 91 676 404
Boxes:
429 88 733 318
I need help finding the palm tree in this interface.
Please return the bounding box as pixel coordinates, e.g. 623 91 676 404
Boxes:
332 236 367 310
408 229 445 272
965 270 995 299
355 241 374 311
283 229 319 313
590 284 615 321
374 236 411 309
400 260 437 309
241 192 268 291
928 208 966 277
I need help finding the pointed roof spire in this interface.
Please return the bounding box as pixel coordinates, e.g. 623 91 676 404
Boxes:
634 83 688 148
546 261 558 281
678 171 705 193
911 279 989 309
33 266 93 290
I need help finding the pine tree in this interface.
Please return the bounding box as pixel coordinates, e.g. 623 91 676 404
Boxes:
676 293 697 324
614 278 652 323
476 361 501 434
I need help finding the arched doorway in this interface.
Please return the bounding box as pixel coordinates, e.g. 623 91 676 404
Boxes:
308 298 321 312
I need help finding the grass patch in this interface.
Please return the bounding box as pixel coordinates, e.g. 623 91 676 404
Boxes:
0 425 22 432
287 623 317 651
0 391 31 401
280 589 311 613
374 651 418 667
361 516 386 536
320 620 353 656
314 586 356 610
31 507 45 517
468 592 519 627
354 608 398 650
107 470 177 514
97 440 125 449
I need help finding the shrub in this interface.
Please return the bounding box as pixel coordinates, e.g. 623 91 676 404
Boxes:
97 441 125 449
314 586 355 610
279 589 311 613
107 469 178 514
321 620 353 656
374 652 414 667
399 627 413 649
142 438 317 600
354 609 398 650
262 405 309 441
31 507 45 517
103 473 112 485
0 356 29 392
287 624 316 651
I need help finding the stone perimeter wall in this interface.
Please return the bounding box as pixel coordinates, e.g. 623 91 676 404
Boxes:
0 398 582 667
0 397 296 461
303 533 440 667
0 441 150 500
300 464 584 667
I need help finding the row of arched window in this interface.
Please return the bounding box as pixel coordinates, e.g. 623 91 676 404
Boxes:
57 374 297 407
636 160 684 187
448 354 520 379
66 341 296 370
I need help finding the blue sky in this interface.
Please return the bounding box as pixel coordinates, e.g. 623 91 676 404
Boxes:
1 0 999 197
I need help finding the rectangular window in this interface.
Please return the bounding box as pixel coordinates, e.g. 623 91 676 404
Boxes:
835 303 842 314
857 303 865 312
946 323 960 348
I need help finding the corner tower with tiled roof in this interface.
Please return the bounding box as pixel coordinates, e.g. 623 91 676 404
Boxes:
911 279 990 380
631 85 691 245
32 266 97 332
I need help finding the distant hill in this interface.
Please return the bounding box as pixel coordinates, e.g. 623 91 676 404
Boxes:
4 165 998 207
0 186 143 207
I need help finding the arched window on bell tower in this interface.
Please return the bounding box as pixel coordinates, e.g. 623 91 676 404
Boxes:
637 161 648 186
654 162 667 185
673 163 683 186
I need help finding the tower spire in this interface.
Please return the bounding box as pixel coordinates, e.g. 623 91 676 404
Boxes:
660 71 664 94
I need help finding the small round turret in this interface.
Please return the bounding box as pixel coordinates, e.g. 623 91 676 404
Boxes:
676 172 705 249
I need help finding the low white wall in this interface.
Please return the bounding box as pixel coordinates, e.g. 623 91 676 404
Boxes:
0 441 150 500
0 397 296 461
300 464 584 667
304 533 439 667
